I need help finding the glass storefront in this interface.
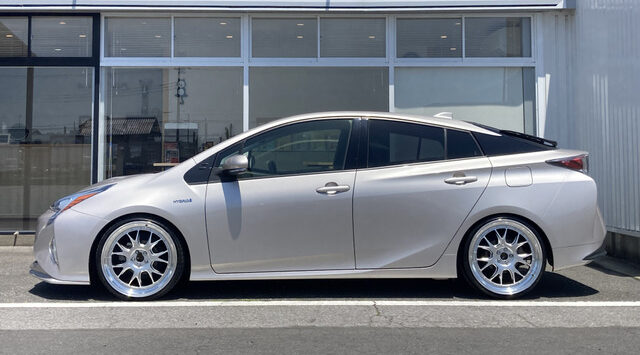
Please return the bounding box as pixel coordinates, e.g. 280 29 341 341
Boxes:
249 67 389 127
0 13 539 231
394 67 536 133
103 67 243 178
0 67 93 230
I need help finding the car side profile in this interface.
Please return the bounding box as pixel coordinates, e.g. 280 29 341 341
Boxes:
30 112 606 300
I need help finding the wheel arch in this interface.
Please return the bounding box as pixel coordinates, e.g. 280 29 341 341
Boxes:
456 213 554 274
88 212 192 286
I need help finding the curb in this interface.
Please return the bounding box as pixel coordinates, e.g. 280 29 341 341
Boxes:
0 234 35 247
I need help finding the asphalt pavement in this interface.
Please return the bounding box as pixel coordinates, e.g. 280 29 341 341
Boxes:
1 246 640 354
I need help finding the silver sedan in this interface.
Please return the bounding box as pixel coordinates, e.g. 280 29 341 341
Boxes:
30 112 606 300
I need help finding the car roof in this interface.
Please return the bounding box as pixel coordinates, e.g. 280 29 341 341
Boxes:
264 111 499 136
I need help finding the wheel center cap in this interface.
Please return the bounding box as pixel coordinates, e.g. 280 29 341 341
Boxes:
500 252 509 260
131 250 148 265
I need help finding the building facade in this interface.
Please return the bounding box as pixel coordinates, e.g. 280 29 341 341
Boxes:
0 1 638 243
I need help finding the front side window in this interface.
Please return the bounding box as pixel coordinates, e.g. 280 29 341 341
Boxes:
368 120 445 168
218 119 353 179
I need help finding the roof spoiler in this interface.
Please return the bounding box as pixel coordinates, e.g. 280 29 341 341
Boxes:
465 121 558 148
500 130 558 147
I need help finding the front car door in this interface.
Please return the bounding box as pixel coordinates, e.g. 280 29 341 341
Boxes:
206 118 359 273
353 119 492 269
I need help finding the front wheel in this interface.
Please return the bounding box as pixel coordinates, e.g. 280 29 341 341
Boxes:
95 218 185 300
461 217 546 299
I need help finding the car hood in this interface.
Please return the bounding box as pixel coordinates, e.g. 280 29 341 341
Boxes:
77 173 157 193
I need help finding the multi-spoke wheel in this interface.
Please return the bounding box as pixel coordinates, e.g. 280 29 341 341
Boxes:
462 217 546 299
95 218 184 300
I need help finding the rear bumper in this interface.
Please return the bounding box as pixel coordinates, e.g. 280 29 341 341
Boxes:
552 241 605 271
582 242 607 261
29 261 90 285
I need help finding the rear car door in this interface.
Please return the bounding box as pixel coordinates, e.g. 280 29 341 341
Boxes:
353 119 492 269
205 118 359 273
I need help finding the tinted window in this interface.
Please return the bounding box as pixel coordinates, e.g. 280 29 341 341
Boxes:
31 16 93 57
174 17 241 57
320 18 386 57
396 18 462 58
368 120 444 168
251 18 317 58
472 132 553 156
446 129 482 159
217 120 353 179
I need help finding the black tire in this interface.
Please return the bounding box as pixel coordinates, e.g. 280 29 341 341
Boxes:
94 217 185 301
460 216 547 299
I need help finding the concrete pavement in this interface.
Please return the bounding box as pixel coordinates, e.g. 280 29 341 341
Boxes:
1 247 640 354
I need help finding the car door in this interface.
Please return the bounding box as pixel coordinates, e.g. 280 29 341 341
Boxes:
353 119 492 269
205 118 359 273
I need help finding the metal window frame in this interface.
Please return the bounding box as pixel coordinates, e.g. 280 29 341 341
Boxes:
0 12 100 233
0 13 100 185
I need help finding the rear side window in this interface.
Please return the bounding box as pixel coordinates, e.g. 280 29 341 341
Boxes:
472 132 553 156
447 129 482 159
368 120 445 167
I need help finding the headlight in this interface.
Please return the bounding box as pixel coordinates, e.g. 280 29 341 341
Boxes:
48 184 115 225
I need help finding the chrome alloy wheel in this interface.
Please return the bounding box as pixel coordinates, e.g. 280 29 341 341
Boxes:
100 221 178 298
468 219 544 296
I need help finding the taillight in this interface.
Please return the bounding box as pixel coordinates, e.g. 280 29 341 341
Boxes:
547 155 589 174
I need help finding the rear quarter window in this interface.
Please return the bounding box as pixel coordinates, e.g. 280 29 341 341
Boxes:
446 129 482 159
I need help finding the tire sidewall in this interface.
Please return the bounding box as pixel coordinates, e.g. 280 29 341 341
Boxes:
461 216 547 299
94 217 185 301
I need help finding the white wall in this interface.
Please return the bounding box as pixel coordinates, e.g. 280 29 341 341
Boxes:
540 0 640 234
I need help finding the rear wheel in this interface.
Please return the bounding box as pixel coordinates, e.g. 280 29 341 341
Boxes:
95 218 184 300
462 217 546 299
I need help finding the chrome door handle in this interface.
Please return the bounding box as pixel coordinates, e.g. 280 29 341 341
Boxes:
444 176 478 185
316 182 351 195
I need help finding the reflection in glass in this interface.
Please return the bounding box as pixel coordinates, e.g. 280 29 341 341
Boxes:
105 17 171 57
0 67 93 231
252 18 317 58
237 120 353 177
394 67 535 133
249 67 388 127
0 17 28 57
396 18 462 58
174 17 241 57
320 18 386 57
31 16 93 57
103 67 243 178
465 17 532 57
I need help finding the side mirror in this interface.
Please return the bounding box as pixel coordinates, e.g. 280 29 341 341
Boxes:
219 154 249 176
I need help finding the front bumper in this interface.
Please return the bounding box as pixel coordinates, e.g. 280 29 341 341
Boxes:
31 207 107 285
29 261 89 285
